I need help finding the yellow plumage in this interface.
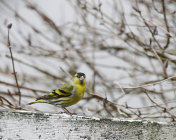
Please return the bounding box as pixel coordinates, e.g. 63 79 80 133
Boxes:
28 72 86 114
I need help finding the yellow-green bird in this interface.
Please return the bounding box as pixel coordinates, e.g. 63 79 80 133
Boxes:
28 72 86 114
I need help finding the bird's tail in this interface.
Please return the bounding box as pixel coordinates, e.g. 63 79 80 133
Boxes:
28 101 36 105
28 99 44 105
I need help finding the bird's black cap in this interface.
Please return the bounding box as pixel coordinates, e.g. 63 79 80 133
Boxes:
76 72 86 78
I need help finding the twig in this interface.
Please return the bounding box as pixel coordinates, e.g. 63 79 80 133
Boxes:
114 75 176 89
6 55 64 81
151 44 168 78
7 23 21 106
103 92 114 117
59 66 72 78
0 95 15 108
145 92 176 120
161 0 170 49
0 80 49 93
133 6 163 49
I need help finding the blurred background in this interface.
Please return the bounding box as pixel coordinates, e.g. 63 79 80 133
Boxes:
0 0 176 121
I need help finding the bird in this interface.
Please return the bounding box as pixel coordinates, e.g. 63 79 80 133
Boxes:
28 72 86 114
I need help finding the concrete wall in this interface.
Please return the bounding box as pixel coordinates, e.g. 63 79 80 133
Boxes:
0 109 176 140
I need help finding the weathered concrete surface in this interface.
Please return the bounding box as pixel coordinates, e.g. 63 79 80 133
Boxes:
0 109 176 140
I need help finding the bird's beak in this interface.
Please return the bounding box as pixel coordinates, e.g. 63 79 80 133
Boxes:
80 76 84 81
79 76 85 84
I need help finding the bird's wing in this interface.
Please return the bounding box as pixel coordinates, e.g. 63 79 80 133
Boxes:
37 82 73 100
28 82 74 105
59 82 74 95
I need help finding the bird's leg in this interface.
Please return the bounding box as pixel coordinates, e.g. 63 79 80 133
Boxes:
62 107 73 115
